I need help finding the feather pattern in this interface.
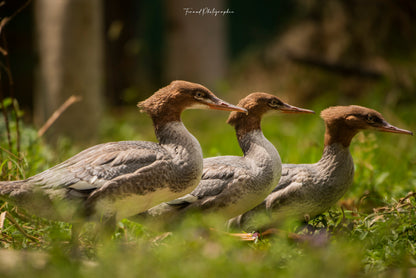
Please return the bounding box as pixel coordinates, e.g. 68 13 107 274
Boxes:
139 93 314 223
143 130 281 220
230 105 412 230
0 122 203 222
0 80 247 225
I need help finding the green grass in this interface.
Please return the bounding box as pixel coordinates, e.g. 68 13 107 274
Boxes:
0 94 415 277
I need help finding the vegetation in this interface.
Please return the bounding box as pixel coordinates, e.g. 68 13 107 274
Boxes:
1 0 415 276
0 88 415 277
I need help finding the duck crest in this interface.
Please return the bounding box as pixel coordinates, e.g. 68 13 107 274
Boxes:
227 93 273 140
138 83 183 127
321 105 382 147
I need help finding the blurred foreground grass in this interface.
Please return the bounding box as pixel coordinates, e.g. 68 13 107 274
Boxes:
0 94 415 277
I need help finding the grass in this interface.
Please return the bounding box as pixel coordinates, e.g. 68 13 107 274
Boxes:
0 93 415 277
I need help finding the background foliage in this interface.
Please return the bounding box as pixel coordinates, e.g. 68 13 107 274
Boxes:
1 0 415 277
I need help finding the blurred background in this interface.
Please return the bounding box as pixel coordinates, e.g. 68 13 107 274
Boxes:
1 2 416 273
0 0 415 145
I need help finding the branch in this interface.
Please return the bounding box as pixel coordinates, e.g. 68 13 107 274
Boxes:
0 210 39 242
37 95 82 137
287 52 384 80
0 0 33 36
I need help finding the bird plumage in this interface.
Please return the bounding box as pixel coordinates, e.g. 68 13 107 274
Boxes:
0 80 247 230
230 105 413 230
137 93 314 223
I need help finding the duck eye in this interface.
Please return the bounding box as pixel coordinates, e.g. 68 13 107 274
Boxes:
366 114 379 123
367 114 384 125
194 91 205 99
269 99 282 107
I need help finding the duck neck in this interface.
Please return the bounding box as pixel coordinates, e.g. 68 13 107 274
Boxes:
237 129 280 163
234 116 262 142
151 111 182 132
319 143 351 161
237 129 282 188
155 121 203 164
315 142 355 200
317 143 354 178
324 121 359 148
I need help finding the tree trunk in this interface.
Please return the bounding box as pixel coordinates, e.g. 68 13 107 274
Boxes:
34 0 103 145
164 0 227 88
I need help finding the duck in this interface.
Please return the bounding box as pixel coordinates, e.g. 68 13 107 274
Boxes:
135 93 314 224
0 80 247 233
229 105 413 231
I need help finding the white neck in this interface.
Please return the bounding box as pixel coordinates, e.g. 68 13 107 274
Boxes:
156 121 203 178
317 143 353 171
315 142 355 199
239 130 282 178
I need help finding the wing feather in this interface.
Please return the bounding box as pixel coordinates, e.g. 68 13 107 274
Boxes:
192 156 249 198
31 141 171 195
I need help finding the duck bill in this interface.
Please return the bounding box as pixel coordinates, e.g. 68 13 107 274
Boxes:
206 98 248 114
280 103 315 114
377 122 413 135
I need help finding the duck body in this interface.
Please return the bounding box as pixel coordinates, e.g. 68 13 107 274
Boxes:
140 93 314 222
230 105 412 230
260 143 353 222
1 125 201 222
0 80 246 226
180 129 282 219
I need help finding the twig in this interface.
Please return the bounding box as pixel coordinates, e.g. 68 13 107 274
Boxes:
0 0 33 153
209 227 282 242
1 31 21 153
0 211 5 231
0 0 33 36
0 97 12 150
0 46 6 56
0 60 13 151
37 95 82 137
398 192 416 204
0 145 20 159
0 0 33 171
0 211 39 242
12 99 20 153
